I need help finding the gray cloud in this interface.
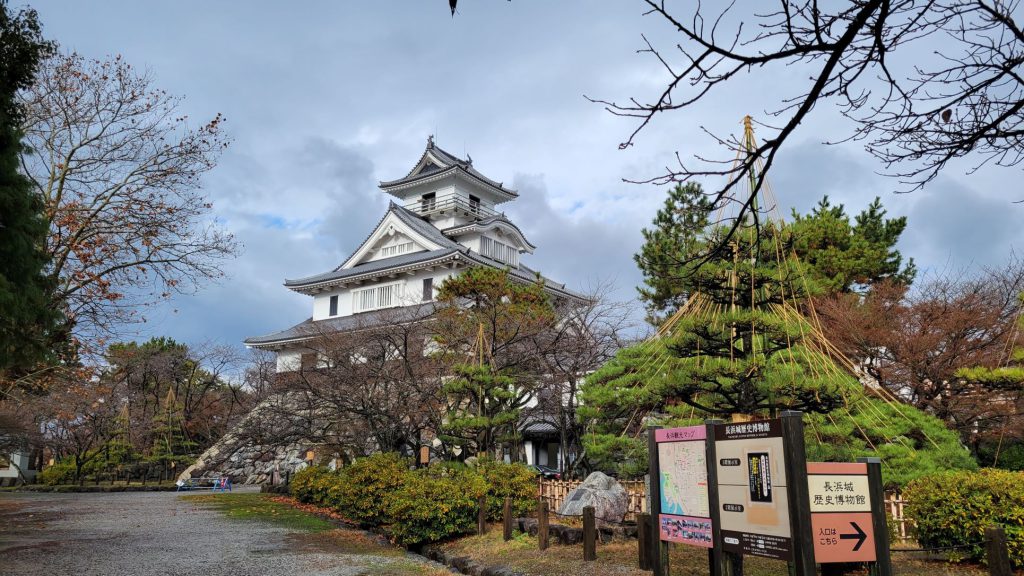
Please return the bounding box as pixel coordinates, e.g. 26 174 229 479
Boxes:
32 1 1024 351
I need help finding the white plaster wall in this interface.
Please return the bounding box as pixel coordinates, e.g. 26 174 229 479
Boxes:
365 232 427 264
276 350 302 372
402 185 455 213
312 288 352 321
457 232 482 253
0 453 36 479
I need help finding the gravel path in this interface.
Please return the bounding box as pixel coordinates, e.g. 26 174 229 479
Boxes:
0 490 441 576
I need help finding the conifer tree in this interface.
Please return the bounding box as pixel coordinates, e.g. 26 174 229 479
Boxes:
434 267 556 458
790 196 916 294
0 5 58 378
634 182 713 323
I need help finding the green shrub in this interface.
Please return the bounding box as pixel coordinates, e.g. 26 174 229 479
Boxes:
904 468 1024 567
37 459 77 485
335 452 411 526
387 466 486 546
289 466 340 506
37 456 107 485
474 458 537 521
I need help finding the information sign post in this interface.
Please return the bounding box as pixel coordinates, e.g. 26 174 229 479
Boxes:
780 411 815 576
714 417 794 562
647 425 669 576
857 457 893 576
651 423 717 575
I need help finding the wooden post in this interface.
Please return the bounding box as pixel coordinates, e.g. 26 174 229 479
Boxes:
705 419 725 576
647 426 669 575
583 505 597 561
503 497 513 541
857 457 893 576
985 527 1012 576
478 495 488 535
538 500 549 551
637 512 651 570
780 411 814 576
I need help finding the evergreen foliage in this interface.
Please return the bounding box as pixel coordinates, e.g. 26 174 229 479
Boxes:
439 364 521 458
634 182 713 323
435 267 556 458
790 196 916 293
582 188 969 485
905 469 1024 566
0 5 58 376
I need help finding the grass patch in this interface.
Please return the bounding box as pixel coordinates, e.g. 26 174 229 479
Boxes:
184 493 333 532
355 557 453 576
440 529 994 576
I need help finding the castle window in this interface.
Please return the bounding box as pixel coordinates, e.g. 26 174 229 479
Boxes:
422 277 433 302
329 295 339 316
380 242 415 258
353 281 403 313
421 192 436 212
480 236 519 267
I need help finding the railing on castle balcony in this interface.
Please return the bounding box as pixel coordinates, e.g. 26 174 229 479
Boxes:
412 195 498 221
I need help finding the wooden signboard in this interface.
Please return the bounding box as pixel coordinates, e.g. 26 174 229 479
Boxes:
655 426 713 548
806 462 876 563
714 419 794 561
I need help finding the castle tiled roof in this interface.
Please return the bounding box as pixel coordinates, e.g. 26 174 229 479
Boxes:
379 137 517 201
244 304 437 348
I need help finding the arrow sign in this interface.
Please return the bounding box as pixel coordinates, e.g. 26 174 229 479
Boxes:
811 512 876 563
840 521 867 551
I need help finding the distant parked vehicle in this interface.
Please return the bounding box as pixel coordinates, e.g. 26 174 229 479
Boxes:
529 464 561 480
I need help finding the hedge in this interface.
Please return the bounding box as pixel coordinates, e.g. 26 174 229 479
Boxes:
290 454 536 546
904 468 1024 567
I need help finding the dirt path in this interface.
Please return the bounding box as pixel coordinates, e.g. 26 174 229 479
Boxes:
0 490 444 576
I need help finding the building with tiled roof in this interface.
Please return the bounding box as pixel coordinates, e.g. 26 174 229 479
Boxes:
245 136 586 375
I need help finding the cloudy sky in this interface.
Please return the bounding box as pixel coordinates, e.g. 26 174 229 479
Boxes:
29 1 1023 354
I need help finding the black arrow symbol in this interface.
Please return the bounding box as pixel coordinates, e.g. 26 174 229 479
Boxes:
840 522 867 551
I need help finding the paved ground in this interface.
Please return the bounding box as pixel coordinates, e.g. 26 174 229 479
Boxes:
0 489 443 576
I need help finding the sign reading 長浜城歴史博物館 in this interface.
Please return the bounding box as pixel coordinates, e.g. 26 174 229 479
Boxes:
714 419 793 561
807 462 877 563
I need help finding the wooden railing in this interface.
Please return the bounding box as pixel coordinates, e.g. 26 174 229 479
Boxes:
538 478 646 522
538 479 913 539
886 491 912 541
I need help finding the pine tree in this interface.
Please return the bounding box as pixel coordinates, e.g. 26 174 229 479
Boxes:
434 267 557 458
0 5 58 378
790 196 916 294
634 182 713 324
147 388 195 471
439 364 521 458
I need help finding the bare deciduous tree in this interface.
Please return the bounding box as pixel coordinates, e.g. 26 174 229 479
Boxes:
266 305 451 459
592 0 1024 246
816 259 1024 450
18 52 238 351
530 281 637 474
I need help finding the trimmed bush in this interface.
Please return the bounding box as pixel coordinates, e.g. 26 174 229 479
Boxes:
387 466 486 546
904 468 1024 567
334 452 411 526
290 466 339 506
474 458 537 521
289 454 545 546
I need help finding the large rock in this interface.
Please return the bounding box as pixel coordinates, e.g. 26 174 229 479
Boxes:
557 471 628 524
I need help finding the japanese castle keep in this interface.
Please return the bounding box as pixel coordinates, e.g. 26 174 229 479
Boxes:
183 138 586 483
244 136 585 370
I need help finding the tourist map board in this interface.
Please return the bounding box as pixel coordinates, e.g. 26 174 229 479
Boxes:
714 419 793 561
655 426 713 548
